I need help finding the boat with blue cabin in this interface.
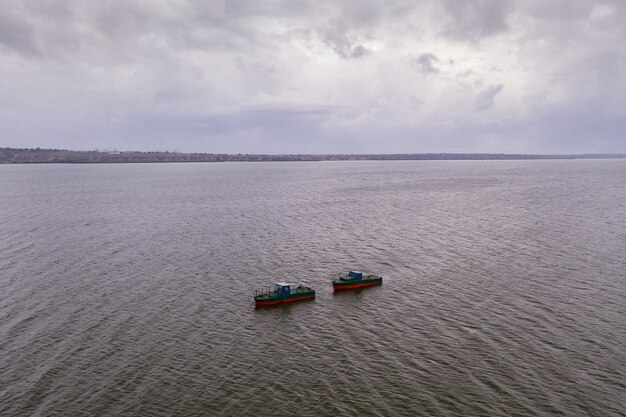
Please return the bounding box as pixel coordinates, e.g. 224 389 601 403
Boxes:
332 271 383 291
254 282 316 307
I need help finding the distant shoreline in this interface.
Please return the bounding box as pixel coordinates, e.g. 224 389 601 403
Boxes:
1 147 625 164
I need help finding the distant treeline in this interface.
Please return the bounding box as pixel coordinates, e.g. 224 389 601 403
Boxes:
1 147 624 164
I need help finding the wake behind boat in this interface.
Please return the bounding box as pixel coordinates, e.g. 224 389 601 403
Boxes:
332 271 383 291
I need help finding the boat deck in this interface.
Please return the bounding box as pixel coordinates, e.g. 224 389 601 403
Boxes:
255 285 314 299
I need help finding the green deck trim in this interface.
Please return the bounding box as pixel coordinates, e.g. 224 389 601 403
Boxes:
332 276 383 286
255 288 315 301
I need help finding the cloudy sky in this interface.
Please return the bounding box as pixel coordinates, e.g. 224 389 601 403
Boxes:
1 0 625 153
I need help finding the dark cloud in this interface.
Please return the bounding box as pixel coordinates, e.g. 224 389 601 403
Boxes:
524 0 593 21
474 84 504 111
322 26 371 59
314 3 381 60
313 1 419 59
0 16 28 55
0 0 625 153
415 53 440 74
440 0 515 41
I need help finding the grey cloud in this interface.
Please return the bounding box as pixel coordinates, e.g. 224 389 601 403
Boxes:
349 45 369 59
320 19 372 59
440 0 514 41
0 4 41 55
473 84 504 111
313 2 419 59
92 1 164 38
239 103 341 120
0 1 410 61
415 53 440 74
325 39 370 59
220 0 317 19
108 102 339 153
1 0 625 154
0 1 261 61
523 0 594 21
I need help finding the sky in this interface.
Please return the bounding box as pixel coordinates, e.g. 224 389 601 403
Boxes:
1 0 625 154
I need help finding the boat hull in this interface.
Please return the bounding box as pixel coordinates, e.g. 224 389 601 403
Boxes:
332 277 382 291
254 293 315 307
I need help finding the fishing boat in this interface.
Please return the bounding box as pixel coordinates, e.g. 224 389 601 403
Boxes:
332 271 383 291
254 282 316 307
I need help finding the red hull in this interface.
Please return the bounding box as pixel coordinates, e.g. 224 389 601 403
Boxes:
332 281 382 291
255 295 315 307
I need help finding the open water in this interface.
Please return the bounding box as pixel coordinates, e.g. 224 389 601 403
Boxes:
0 160 625 417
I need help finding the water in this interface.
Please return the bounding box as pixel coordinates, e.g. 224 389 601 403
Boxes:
1 160 624 416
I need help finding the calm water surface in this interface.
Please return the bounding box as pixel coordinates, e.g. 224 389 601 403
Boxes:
0 160 624 416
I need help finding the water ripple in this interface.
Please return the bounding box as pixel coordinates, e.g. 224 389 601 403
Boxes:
0 160 624 416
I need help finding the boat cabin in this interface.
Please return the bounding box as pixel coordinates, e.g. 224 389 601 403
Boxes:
274 282 292 295
348 271 363 280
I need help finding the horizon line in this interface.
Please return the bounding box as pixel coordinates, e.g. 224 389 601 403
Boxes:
2 147 626 157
